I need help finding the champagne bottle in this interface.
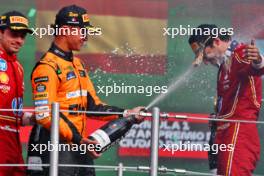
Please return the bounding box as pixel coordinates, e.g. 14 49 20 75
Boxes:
89 115 137 153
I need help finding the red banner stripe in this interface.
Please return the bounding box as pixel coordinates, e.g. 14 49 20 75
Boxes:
79 53 166 75
36 0 168 19
36 52 166 75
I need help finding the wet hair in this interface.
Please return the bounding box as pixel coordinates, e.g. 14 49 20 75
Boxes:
188 24 231 47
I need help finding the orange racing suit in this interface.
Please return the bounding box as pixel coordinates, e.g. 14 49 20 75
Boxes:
27 43 124 176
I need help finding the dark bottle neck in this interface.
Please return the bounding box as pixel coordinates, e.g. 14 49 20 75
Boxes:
126 115 137 124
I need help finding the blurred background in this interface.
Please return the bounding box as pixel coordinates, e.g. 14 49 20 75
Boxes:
0 0 263 175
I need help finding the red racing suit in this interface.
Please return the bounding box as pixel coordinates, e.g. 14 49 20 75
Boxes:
0 48 25 176
215 41 263 176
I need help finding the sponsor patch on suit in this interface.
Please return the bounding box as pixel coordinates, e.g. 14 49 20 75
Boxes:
0 72 9 84
34 76 49 83
66 71 76 80
0 58 7 71
34 93 48 100
34 99 48 106
36 84 46 92
35 106 50 120
79 70 86 77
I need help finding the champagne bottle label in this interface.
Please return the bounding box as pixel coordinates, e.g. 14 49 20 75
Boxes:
90 129 111 149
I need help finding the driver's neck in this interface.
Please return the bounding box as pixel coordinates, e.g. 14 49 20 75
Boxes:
54 37 70 52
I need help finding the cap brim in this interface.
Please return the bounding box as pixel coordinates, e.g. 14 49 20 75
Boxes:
10 26 33 34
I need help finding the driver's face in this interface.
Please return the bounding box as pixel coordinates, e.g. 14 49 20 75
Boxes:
0 28 27 54
203 45 224 66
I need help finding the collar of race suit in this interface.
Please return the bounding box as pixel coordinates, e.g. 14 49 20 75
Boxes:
0 47 17 62
49 43 73 62
225 40 239 57
218 40 239 66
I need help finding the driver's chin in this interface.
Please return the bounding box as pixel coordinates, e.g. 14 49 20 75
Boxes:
7 47 19 54
71 45 81 51
11 47 20 53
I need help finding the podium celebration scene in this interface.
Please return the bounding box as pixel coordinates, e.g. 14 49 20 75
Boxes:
0 0 263 175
